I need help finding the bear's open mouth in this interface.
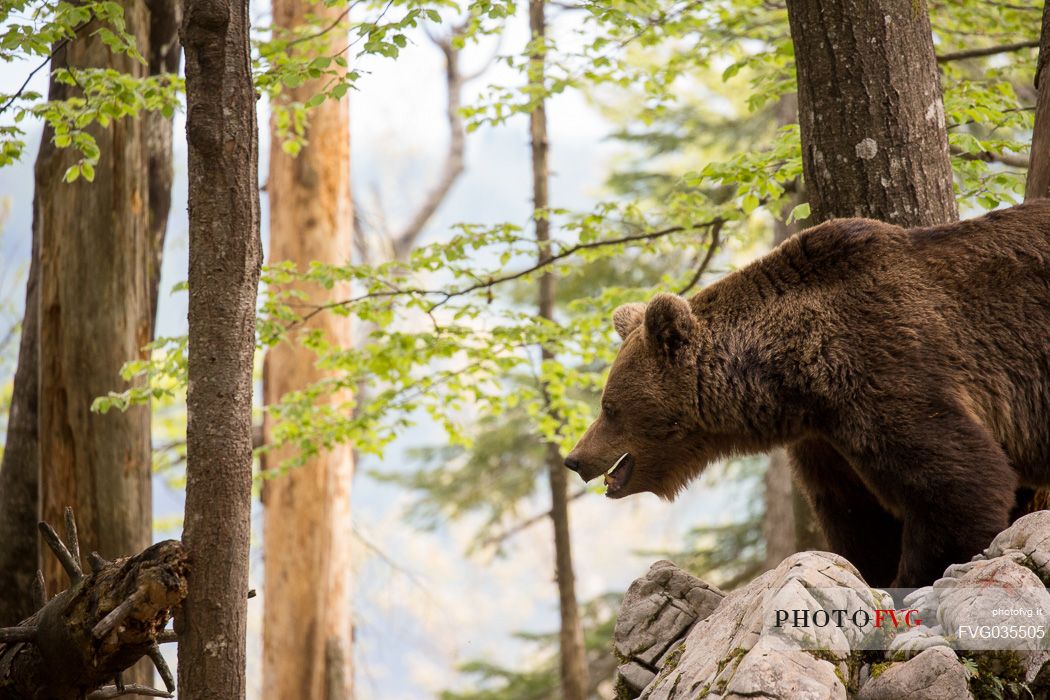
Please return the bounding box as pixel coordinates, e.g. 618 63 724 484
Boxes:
603 453 635 496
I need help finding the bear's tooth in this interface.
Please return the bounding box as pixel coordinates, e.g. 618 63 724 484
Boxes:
608 453 630 477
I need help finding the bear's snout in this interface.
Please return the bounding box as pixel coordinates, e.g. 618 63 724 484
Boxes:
564 456 581 473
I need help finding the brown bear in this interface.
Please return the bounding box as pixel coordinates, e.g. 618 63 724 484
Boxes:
564 201 1050 588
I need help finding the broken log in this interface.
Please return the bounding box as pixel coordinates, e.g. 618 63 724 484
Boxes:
0 508 188 699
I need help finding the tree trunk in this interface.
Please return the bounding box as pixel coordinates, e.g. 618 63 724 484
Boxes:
786 0 957 226
145 0 183 331
262 2 354 698
1026 0 1050 200
37 0 153 613
0 179 41 627
178 0 262 696
529 1 589 697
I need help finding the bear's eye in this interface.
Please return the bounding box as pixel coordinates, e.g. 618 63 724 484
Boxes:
602 403 616 420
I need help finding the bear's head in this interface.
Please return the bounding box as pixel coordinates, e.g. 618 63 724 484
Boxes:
565 293 715 500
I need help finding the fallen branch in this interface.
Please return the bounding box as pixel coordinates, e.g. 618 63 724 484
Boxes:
0 508 189 699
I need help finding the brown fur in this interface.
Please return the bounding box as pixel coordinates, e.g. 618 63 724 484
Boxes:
565 201 1050 587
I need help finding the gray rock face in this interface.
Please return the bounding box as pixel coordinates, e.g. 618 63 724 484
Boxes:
982 511 1050 575
615 515 1050 700
612 560 725 695
857 647 972 700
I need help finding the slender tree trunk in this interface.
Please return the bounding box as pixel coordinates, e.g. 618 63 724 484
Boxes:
1026 0 1050 200
786 0 957 226
145 0 183 331
178 0 262 696
262 2 354 698
37 0 153 608
0 181 40 627
529 1 589 697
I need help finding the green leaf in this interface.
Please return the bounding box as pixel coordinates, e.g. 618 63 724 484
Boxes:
787 202 810 223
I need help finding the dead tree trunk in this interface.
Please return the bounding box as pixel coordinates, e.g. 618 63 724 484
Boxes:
37 0 153 604
178 0 262 696
529 1 589 697
786 0 957 226
262 2 354 698
1 1 181 631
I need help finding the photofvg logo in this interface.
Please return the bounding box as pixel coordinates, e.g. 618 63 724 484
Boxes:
760 586 1050 652
774 607 922 630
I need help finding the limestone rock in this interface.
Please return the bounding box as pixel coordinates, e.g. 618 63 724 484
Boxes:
615 516 1050 699
857 647 973 700
624 552 870 699
982 511 1050 577
613 560 724 696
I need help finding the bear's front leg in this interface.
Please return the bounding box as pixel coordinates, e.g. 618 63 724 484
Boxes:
789 437 902 587
854 405 1016 588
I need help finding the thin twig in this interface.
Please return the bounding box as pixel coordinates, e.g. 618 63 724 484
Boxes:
676 219 725 294
0 42 66 115
947 105 1035 130
284 5 354 50
63 506 81 570
351 524 428 590
148 643 175 694
949 144 1029 168
32 569 46 607
937 40 1040 63
390 24 471 259
39 521 83 583
303 217 726 322
92 590 144 639
478 488 589 550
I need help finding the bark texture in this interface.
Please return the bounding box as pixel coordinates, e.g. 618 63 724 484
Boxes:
786 0 957 226
1026 0 1050 200
530 0 589 697
262 2 354 698
178 0 262 696
37 2 153 605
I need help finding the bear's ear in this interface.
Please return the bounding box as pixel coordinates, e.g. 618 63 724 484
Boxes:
612 303 646 341
644 293 700 362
